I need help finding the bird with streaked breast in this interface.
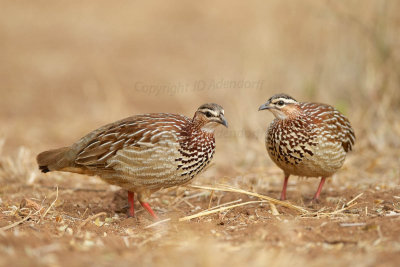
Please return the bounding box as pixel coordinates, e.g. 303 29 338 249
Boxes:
259 94 355 201
37 103 228 219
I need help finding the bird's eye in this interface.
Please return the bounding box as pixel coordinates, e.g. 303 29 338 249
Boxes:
277 100 284 106
205 111 213 118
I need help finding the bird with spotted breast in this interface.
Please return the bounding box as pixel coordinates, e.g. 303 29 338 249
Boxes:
259 94 355 201
37 103 228 219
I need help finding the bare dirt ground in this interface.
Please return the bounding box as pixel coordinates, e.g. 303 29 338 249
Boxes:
1 159 399 267
1 1 400 266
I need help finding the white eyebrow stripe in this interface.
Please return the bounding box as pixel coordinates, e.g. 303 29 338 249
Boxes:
272 98 297 104
198 109 218 116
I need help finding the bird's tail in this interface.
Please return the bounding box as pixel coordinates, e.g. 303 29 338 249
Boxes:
36 147 70 173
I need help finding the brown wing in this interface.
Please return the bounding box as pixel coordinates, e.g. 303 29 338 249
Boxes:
72 113 190 170
302 103 355 153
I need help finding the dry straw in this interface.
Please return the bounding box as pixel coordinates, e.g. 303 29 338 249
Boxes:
146 184 309 228
187 184 309 213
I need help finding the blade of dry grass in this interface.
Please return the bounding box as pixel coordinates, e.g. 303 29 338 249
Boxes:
0 212 32 231
179 200 267 221
145 200 264 228
186 184 309 214
340 222 366 227
145 218 172 229
171 191 209 207
269 203 280 215
207 198 243 211
41 186 58 219
208 190 215 209
346 192 363 206
303 202 359 218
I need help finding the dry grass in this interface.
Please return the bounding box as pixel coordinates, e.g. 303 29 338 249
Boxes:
0 141 37 184
0 0 400 266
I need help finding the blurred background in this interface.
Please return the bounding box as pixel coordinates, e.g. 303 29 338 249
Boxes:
1 0 399 187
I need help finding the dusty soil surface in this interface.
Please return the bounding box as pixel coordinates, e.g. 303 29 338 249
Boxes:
1 175 399 267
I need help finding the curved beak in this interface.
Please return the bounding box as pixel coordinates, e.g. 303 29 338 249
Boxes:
258 102 272 111
219 115 228 127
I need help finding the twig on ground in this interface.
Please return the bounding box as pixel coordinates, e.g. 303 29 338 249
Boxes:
0 212 32 231
269 203 280 215
42 186 59 219
182 199 194 208
346 192 364 207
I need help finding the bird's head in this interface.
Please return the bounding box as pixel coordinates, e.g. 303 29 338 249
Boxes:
258 94 300 120
193 103 228 132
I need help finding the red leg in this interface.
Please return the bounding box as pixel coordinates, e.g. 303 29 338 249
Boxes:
140 201 158 220
280 174 289 200
127 191 135 217
313 177 326 200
